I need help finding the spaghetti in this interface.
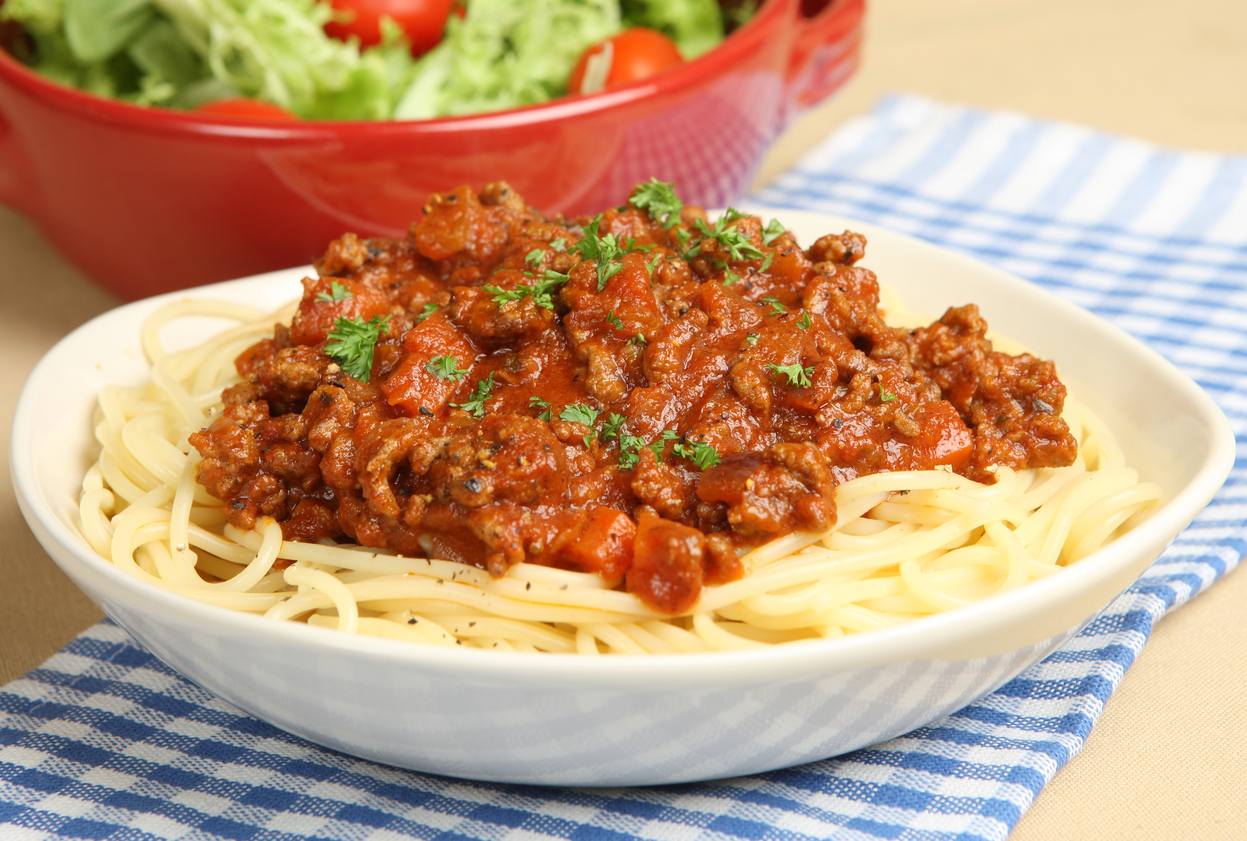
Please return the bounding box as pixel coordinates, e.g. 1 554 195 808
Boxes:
77 293 1161 655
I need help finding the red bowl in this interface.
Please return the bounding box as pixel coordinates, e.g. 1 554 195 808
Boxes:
0 0 863 300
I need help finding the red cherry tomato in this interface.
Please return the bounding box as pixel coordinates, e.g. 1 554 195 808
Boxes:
568 28 684 95
192 99 299 121
323 0 455 56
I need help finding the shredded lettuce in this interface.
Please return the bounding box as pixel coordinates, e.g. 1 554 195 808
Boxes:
1 0 739 120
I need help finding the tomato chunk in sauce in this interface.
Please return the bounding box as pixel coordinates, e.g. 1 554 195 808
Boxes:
190 182 1077 615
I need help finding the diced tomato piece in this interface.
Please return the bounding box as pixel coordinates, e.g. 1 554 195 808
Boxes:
625 511 705 615
561 507 636 580
290 276 391 346
379 311 479 415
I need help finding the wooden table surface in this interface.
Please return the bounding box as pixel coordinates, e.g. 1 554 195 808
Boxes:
3 1 1245 837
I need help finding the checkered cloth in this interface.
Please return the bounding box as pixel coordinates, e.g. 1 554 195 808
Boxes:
4 95 1245 840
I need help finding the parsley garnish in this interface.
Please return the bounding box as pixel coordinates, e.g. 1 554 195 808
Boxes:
647 430 680 460
628 179 684 229
425 355 470 381
529 396 553 421
559 404 601 428
618 434 647 469
324 315 387 382
454 373 495 417
600 413 627 442
524 248 544 269
745 333 759 346
605 310 624 330
416 303 439 322
693 213 766 262
879 386 898 403
761 296 785 315
673 439 721 470
572 216 626 291
758 250 776 273
485 269 569 311
767 362 813 388
550 237 567 252
762 219 786 245
797 311 812 330
628 333 647 346
316 280 353 302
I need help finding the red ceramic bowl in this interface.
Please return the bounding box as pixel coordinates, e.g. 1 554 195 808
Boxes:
0 0 863 300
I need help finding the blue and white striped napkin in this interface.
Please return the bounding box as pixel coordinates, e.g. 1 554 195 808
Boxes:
3 95 1244 841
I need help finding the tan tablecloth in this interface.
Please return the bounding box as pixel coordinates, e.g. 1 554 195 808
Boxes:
4 0 1245 837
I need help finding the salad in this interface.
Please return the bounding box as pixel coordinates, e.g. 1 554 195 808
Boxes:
0 0 757 120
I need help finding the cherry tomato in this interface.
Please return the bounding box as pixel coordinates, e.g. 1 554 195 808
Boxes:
568 28 684 95
192 99 299 121
323 0 455 56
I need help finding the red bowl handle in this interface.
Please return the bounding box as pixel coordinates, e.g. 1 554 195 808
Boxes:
783 0 865 117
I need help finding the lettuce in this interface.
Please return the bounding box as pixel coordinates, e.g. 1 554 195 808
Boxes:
1 0 737 120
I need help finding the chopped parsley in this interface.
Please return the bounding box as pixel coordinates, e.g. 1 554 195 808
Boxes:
416 303 439 322
600 412 627 442
758 250 776 273
559 403 601 428
767 362 813 388
315 280 353 302
628 333 647 346
425 355 470 382
485 269 569 311
453 373 496 418
762 218 786 245
617 434 647 469
797 311 812 330
745 332 759 346
524 248 544 269
761 296 785 315
879 386 898 403
572 216 626 291
628 179 684 229
529 396 553 421
693 212 766 262
324 315 387 382
673 439 721 470
605 310 624 330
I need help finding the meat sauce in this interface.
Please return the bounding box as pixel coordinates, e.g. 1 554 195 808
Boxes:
190 182 1077 615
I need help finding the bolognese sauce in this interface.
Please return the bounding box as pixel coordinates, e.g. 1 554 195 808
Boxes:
189 181 1077 615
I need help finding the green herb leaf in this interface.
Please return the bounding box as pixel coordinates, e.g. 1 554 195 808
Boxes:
797 311 812 330
879 386 898 403
425 355 470 381
761 296 785 316
454 373 496 418
745 332 759 346
767 362 813 388
524 248 544 268
628 179 684 229
673 439 721 470
605 310 625 330
559 403 601 428
600 412 627 442
316 280 353 302
485 269 569 311
529 396 553 421
324 315 387 382
693 213 766 262
762 219 786 245
416 303 439 322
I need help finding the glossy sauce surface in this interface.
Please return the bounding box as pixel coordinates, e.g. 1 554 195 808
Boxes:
191 183 1077 613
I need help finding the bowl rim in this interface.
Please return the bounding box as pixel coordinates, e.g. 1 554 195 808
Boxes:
12 209 1236 688
0 0 799 137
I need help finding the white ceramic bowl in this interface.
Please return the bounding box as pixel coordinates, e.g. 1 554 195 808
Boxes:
13 211 1234 786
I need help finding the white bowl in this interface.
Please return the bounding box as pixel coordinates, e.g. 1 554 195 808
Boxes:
12 211 1234 786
